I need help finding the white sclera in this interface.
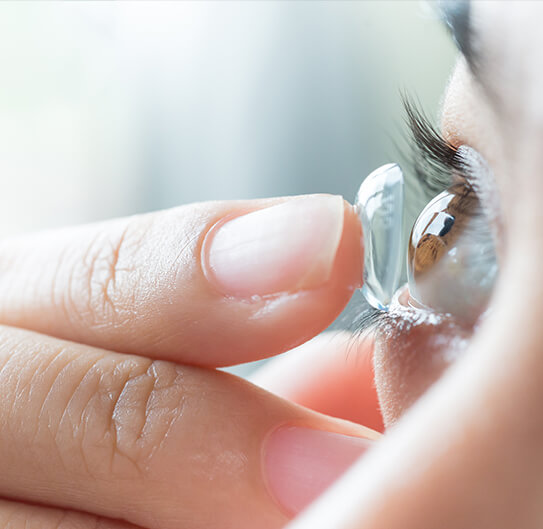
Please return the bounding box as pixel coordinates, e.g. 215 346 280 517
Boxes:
355 163 405 311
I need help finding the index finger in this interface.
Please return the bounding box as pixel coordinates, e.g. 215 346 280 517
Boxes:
0 194 362 366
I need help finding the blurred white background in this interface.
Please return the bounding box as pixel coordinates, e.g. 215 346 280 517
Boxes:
0 1 455 236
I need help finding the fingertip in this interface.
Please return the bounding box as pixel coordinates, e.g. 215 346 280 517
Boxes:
201 195 348 298
332 200 364 291
192 197 365 365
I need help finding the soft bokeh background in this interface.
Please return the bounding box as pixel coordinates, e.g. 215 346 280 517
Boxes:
0 0 456 233
0 1 456 371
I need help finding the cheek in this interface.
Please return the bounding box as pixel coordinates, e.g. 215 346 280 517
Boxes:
373 317 471 427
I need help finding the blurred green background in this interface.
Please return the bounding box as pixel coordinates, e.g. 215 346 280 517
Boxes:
0 1 456 235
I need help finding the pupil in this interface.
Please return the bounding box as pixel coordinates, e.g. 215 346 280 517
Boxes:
438 215 455 237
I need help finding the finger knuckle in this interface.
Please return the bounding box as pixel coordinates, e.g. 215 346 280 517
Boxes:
64 356 186 480
62 220 144 329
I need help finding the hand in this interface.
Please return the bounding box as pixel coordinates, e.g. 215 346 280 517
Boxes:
0 194 379 529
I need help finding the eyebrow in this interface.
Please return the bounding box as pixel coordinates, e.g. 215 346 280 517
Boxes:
437 0 475 67
438 0 504 109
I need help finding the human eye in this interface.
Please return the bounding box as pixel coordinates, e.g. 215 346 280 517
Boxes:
355 97 499 332
404 101 498 324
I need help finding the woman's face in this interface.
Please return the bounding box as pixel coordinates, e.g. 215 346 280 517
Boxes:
294 3 543 527
377 1 543 425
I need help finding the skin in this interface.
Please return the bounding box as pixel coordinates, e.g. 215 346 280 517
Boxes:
0 195 379 529
288 2 543 528
0 2 537 528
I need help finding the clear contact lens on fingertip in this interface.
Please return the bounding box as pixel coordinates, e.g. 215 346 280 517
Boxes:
355 163 405 311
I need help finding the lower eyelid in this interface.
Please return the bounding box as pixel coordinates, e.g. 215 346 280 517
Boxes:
372 290 473 425
371 284 474 360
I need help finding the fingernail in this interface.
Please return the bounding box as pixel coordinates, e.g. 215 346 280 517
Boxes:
203 195 344 297
263 426 372 515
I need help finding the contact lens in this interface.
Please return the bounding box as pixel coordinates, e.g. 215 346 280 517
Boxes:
356 151 497 320
355 163 405 311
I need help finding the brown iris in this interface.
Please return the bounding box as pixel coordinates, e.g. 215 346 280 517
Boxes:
409 183 479 281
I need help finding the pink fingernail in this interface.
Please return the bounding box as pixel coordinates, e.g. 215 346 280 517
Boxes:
263 426 372 515
203 195 344 297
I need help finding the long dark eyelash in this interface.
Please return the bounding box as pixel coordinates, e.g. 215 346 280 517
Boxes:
402 94 469 197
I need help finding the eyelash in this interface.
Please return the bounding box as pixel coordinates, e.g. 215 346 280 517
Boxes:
401 95 473 199
352 96 473 336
